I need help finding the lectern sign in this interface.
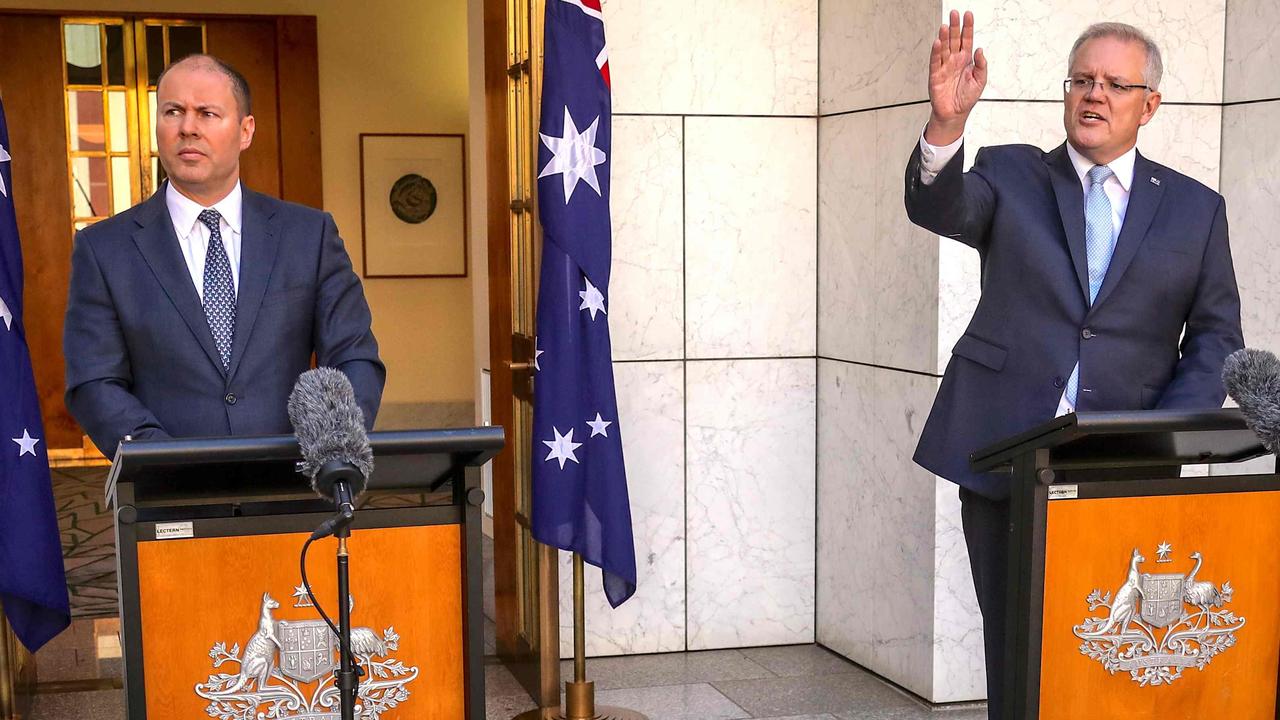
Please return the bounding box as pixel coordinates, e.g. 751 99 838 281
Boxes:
1071 545 1245 687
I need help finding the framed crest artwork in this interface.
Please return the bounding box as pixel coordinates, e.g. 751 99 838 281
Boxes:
358 133 468 278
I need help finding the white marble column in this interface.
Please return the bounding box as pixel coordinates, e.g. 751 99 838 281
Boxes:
1215 0 1280 476
560 0 818 657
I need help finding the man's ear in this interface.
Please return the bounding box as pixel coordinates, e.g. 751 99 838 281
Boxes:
240 114 256 150
1138 90 1161 127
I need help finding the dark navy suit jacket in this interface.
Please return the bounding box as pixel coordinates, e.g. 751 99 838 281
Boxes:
906 142 1243 499
64 185 385 456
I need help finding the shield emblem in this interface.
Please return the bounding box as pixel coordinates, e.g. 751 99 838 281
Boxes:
1140 572 1186 628
276 619 336 682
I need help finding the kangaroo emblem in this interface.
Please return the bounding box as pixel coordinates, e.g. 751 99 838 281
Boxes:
1087 548 1145 636
224 593 282 692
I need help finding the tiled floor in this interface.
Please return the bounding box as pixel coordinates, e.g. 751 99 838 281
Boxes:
23 474 988 719
27 620 986 719
484 646 987 720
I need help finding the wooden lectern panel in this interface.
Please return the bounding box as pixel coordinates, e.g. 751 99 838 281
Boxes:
1039 491 1280 718
135 525 464 719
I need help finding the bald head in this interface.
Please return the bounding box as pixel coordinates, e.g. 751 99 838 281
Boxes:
158 54 252 118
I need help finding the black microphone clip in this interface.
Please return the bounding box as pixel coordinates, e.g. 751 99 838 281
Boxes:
308 459 364 540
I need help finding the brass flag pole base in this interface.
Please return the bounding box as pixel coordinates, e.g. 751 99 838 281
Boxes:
512 704 649 720
513 553 648 720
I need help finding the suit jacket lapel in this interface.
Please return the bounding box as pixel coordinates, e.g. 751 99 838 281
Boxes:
227 189 281 381
1090 151 1164 312
1046 143 1091 303
130 188 226 375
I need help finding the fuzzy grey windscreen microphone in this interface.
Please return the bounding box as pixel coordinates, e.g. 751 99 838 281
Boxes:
1222 348 1280 455
287 367 374 496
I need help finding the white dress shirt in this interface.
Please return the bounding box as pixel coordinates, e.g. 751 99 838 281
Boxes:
166 181 243 299
918 129 1136 416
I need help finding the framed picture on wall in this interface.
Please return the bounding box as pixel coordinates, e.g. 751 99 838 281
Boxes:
359 133 468 278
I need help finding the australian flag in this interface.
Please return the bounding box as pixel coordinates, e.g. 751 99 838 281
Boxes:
0 99 70 651
530 0 636 607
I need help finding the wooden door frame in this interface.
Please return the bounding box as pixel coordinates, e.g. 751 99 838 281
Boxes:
0 9 321 458
483 0 560 706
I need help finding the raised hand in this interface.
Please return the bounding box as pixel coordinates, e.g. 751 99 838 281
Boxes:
926 10 987 145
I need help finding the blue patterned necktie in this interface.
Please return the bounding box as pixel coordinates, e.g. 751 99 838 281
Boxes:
1064 164 1116 407
1083 164 1116 302
198 208 236 370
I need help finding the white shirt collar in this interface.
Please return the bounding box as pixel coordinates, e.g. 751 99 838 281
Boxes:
165 181 244 237
1065 142 1136 193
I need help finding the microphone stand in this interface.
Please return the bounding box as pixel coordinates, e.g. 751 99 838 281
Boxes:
310 464 361 720
335 518 357 720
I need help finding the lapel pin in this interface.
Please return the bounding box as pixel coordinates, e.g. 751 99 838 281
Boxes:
1150 177 1161 186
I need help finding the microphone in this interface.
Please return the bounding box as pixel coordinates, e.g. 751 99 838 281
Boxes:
1222 348 1280 455
288 368 374 539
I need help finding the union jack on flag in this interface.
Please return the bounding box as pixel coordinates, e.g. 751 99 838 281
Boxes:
529 0 636 607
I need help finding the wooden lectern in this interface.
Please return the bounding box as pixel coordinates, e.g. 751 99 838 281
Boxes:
106 428 502 720
971 409 1279 719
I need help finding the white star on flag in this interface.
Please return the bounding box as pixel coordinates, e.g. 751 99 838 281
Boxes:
0 142 9 198
534 345 544 371
0 295 11 331
538 106 606 204
586 413 613 438
542 426 583 470
12 429 39 457
579 277 606 320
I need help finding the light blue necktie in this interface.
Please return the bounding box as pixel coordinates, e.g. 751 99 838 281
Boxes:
1064 164 1115 407
199 208 236 371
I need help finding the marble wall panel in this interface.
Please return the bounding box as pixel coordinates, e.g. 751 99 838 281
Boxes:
964 0 1225 103
931 476 986 702
816 360 878 672
603 0 817 116
1224 0 1280 102
1221 101 1280 353
1137 104 1223 190
686 359 816 650
685 117 817 359
558 361 687 656
819 104 939 374
819 0 937 114
816 360 938 698
1209 455 1277 477
610 116 685 362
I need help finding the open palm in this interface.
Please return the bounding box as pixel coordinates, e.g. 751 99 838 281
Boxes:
929 10 987 126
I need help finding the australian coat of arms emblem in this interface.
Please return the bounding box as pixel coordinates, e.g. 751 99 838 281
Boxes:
1072 544 1245 687
194 587 419 719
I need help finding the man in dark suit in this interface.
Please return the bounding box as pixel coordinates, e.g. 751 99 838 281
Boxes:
905 13 1243 719
64 54 384 456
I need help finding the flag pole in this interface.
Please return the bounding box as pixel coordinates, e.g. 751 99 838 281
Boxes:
565 553 590 717
514 552 647 720
0 608 31 720
0 610 12 720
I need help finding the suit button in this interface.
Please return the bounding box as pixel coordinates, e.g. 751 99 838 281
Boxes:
1081 328 1095 339
225 393 237 405
1053 376 1065 389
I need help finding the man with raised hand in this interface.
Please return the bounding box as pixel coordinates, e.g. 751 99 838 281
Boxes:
905 12 1242 717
